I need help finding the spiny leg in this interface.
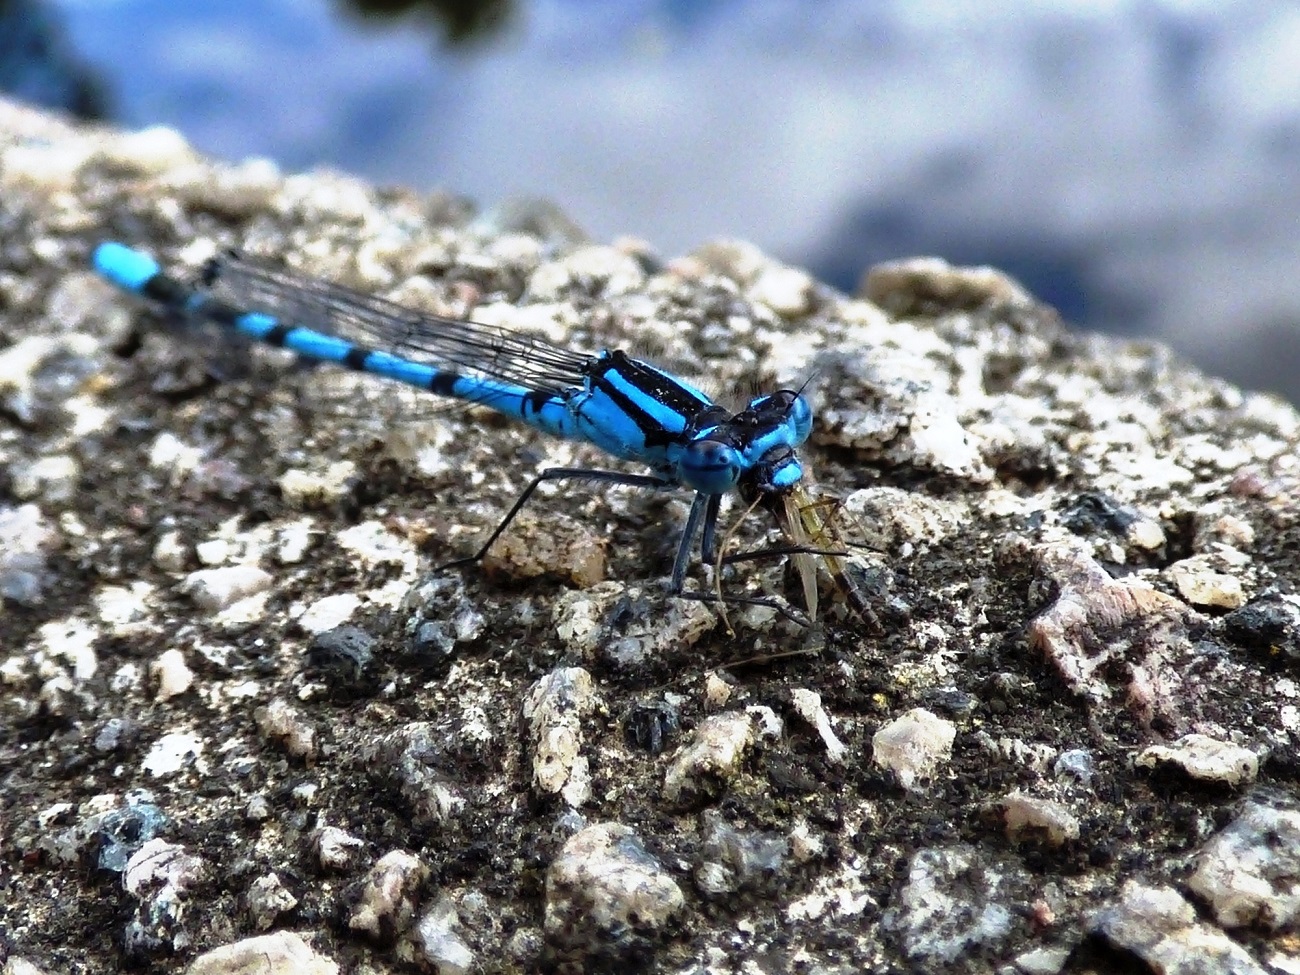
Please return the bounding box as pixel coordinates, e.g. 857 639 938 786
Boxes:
698 492 724 571
664 491 711 597
671 492 811 626
706 494 842 618
719 543 848 566
717 490 848 569
698 495 843 571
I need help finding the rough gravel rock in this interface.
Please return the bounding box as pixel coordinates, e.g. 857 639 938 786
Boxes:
5 96 1300 973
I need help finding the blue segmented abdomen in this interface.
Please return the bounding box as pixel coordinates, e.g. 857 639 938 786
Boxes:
91 242 580 440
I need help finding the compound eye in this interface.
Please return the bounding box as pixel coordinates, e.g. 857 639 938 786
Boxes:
681 439 742 494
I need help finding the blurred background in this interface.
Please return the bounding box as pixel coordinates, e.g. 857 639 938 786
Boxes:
4 0 1299 402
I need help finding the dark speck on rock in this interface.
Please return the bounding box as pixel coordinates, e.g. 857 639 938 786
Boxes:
409 619 459 676
346 850 430 945
694 810 790 898
0 503 58 606
89 794 169 873
1053 749 1096 787
403 581 486 674
766 753 820 794
922 687 978 718
623 699 680 755
181 458 252 501
360 723 472 825
93 716 142 753
304 624 378 694
605 592 656 634
1061 492 1139 536
543 822 683 966
1222 593 1300 662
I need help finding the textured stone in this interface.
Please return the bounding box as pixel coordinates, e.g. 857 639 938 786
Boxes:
872 709 956 791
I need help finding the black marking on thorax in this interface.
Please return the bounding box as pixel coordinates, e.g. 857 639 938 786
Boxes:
592 351 717 446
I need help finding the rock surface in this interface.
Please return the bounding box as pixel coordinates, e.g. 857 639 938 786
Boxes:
3 95 1300 972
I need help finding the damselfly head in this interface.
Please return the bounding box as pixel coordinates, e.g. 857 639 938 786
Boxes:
680 389 812 495
732 389 814 494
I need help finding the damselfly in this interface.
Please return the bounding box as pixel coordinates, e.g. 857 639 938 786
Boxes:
92 242 869 624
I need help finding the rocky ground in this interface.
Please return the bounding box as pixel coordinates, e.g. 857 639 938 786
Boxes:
2 96 1298 974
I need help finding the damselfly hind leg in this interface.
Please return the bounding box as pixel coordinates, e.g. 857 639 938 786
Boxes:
432 466 671 573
